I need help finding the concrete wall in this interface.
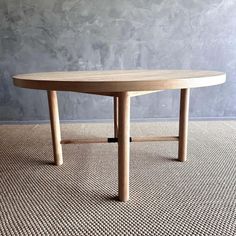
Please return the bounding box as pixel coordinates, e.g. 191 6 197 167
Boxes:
1 0 236 122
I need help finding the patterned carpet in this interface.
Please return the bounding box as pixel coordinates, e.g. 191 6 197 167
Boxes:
1 121 236 235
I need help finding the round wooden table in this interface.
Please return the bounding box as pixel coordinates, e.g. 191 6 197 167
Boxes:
13 70 226 202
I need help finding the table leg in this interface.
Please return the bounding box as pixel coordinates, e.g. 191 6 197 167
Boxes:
114 96 119 138
118 92 130 202
47 90 63 166
178 89 190 162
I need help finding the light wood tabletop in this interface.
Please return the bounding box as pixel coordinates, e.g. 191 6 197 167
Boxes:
13 70 225 92
13 70 226 202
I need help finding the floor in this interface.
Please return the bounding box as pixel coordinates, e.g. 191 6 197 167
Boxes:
1 121 236 235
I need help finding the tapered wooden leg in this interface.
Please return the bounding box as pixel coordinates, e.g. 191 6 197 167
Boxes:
47 91 63 166
118 92 130 202
178 89 190 162
114 96 119 138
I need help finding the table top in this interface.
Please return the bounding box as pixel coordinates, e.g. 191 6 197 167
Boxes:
13 70 226 93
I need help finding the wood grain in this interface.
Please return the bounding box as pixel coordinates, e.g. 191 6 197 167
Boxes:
47 91 63 166
178 89 190 162
84 91 161 97
60 136 179 144
132 136 179 142
13 70 226 93
118 92 130 202
114 97 119 138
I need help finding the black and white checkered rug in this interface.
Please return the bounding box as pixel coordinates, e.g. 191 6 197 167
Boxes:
1 121 236 235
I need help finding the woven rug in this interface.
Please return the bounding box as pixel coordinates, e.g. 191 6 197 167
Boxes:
1 121 236 235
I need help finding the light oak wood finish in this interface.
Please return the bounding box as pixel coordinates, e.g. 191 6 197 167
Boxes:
47 91 63 166
118 92 130 202
132 136 179 142
129 91 161 97
13 70 226 93
114 97 119 138
60 136 179 144
178 89 190 162
86 90 160 97
13 70 226 202
61 138 108 144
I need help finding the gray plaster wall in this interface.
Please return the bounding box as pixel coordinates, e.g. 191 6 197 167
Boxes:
1 0 236 122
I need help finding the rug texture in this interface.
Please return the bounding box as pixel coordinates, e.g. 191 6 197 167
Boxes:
0 121 236 235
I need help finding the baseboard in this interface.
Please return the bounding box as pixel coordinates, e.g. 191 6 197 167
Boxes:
0 116 236 125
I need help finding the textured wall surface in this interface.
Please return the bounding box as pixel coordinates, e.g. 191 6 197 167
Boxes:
0 0 236 122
